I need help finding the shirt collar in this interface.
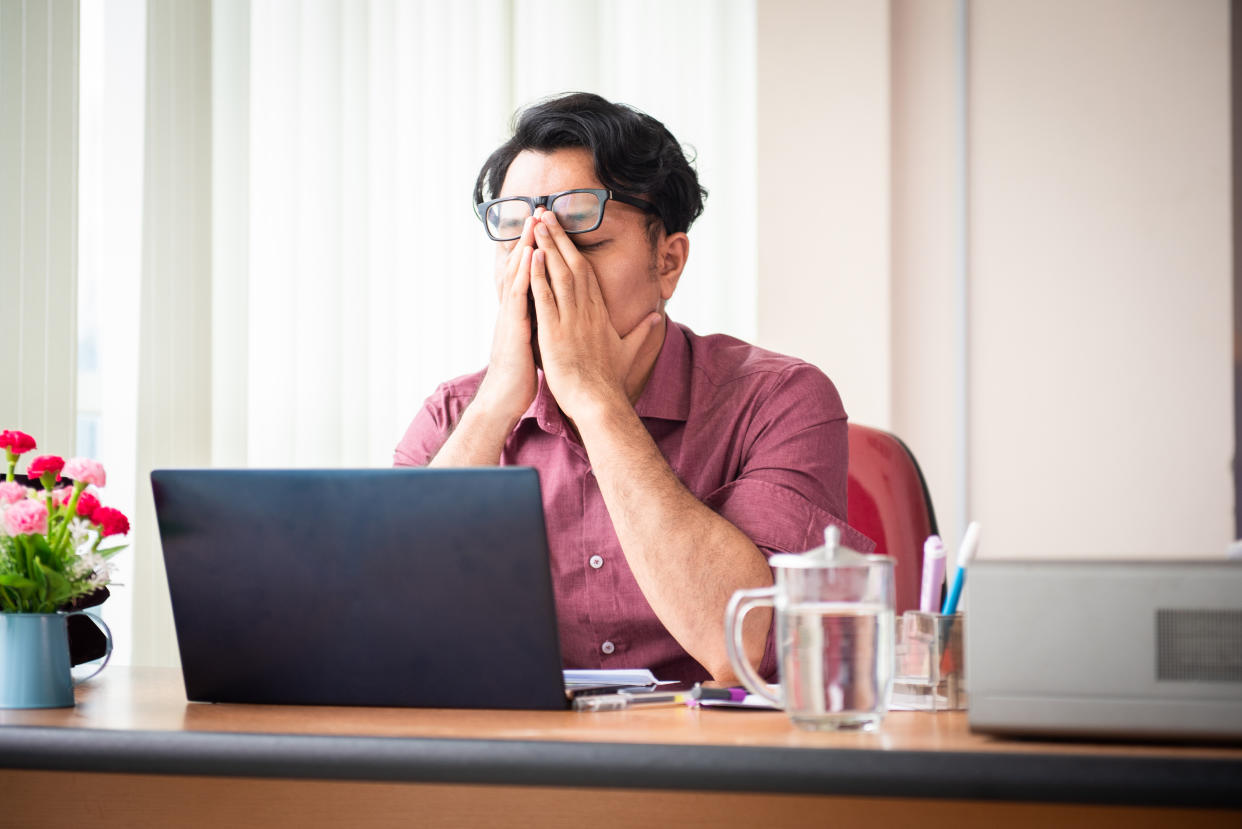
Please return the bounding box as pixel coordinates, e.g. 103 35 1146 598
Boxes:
633 317 691 422
519 372 562 436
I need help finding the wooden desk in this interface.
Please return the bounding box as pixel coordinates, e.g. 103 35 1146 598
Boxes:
2 667 1239 828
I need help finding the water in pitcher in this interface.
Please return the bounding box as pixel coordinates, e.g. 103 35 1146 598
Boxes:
779 601 895 730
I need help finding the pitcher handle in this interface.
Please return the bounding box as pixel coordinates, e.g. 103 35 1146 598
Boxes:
65 610 113 684
724 587 782 708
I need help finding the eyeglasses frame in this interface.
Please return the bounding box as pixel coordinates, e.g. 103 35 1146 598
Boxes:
474 188 659 242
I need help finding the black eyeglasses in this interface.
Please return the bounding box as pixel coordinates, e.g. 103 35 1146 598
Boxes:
474 188 659 242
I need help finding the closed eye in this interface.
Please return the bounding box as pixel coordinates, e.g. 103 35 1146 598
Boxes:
574 240 607 252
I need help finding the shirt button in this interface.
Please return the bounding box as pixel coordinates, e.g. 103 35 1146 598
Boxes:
601 640 615 655
589 554 604 569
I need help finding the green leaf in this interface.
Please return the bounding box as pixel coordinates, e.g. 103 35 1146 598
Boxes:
96 545 127 559
0 574 38 589
30 532 53 557
22 541 46 580
18 536 38 576
30 531 63 569
39 563 74 608
30 555 47 592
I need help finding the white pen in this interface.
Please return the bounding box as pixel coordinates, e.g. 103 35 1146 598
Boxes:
572 692 689 712
919 535 947 613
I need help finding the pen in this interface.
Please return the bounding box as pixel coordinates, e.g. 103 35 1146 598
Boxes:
572 692 689 712
919 535 947 613
940 521 980 616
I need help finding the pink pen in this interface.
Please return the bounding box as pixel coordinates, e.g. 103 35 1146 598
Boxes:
919 535 947 613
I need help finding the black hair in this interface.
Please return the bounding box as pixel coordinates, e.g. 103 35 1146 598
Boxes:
473 92 707 236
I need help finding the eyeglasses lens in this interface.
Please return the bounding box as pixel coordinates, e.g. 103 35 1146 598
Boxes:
486 201 530 241
550 191 603 232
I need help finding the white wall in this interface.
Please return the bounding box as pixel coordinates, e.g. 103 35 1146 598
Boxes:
758 0 1234 557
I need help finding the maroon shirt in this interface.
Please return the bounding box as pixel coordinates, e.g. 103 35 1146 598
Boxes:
394 320 873 683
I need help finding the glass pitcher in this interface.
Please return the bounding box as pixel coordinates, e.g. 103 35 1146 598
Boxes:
725 526 895 731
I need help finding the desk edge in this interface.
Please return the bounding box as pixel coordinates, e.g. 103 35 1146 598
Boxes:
0 726 1239 809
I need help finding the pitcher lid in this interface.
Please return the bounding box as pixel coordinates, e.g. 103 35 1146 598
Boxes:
768 524 894 569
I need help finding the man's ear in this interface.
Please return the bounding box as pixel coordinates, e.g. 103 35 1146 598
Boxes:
656 232 689 301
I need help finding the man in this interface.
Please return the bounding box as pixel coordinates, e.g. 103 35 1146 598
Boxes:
395 92 871 684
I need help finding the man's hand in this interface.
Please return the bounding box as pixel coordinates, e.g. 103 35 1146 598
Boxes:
427 218 539 468
473 217 539 424
529 210 661 421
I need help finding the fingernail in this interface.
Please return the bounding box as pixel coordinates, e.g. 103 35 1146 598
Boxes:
534 221 548 237
542 211 558 227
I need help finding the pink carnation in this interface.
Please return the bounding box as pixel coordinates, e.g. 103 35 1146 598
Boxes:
4 499 48 535
52 487 73 507
0 430 37 455
63 457 107 488
75 491 101 517
91 506 130 538
0 481 29 504
26 455 65 481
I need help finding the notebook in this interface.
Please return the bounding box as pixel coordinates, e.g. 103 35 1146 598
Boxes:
151 467 577 710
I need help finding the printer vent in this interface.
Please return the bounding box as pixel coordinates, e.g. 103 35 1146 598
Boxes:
1156 609 1242 682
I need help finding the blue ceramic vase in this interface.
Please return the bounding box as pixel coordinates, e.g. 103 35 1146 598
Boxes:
0 611 113 708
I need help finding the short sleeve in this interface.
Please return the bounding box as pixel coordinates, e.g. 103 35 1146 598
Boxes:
702 361 873 553
393 381 472 467
705 478 874 556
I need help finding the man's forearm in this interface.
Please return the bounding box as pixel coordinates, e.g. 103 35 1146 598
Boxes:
428 400 518 467
573 398 773 681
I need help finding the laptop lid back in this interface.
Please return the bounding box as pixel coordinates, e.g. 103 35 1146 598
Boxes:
151 467 568 710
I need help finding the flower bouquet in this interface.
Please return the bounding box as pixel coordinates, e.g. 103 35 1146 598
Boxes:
0 429 129 614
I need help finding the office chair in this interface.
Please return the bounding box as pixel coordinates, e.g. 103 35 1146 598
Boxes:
846 424 939 614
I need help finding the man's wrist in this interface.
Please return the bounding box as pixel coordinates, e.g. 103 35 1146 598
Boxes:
567 386 638 440
461 393 524 438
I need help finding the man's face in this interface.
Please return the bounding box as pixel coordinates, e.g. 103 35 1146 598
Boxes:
493 147 670 340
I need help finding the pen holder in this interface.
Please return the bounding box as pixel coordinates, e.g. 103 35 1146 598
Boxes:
893 611 967 712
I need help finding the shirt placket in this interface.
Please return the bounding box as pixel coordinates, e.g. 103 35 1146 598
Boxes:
580 462 624 665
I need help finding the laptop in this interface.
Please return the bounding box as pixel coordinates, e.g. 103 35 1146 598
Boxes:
151 467 574 710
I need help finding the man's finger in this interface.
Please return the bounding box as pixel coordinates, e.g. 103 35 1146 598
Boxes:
534 216 576 306
537 210 588 275
619 311 663 366
502 218 536 280
540 210 607 310
530 248 559 321
507 246 533 308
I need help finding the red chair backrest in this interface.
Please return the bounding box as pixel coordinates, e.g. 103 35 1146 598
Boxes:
846 423 936 614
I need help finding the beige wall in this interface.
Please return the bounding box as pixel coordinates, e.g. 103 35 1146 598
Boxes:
757 0 1234 557
757 0 893 431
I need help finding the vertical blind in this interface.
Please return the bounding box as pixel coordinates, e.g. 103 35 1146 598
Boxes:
0 0 80 453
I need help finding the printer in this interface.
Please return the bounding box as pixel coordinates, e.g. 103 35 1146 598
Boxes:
966 559 1242 741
